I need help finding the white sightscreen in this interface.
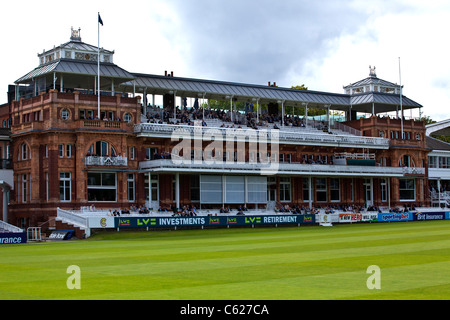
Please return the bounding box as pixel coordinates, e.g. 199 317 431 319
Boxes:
247 176 267 203
200 176 223 203
225 176 245 204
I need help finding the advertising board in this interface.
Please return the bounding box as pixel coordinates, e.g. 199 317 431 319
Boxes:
0 232 27 244
114 215 315 229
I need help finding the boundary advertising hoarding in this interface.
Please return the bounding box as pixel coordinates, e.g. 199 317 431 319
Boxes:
413 211 445 221
113 214 316 229
378 212 413 222
83 211 450 232
0 232 27 244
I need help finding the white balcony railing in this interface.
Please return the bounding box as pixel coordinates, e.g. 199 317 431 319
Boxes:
85 156 128 166
134 123 390 149
139 159 413 177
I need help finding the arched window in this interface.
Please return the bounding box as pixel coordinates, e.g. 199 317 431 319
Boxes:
399 154 415 167
21 143 28 160
88 141 117 157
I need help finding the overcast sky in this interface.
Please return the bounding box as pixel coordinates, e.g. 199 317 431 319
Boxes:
1 0 450 121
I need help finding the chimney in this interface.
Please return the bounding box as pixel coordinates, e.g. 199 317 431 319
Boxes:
268 82 271 86
171 71 174 77
165 71 168 76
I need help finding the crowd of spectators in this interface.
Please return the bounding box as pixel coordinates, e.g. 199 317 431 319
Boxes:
142 104 327 132
274 203 383 215
101 202 418 218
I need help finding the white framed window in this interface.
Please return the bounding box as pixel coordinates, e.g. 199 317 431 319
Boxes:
21 144 28 160
280 177 291 202
145 175 159 202
129 146 135 160
316 178 327 202
190 175 200 202
59 172 71 202
330 178 340 202
303 178 310 201
399 179 415 201
46 172 49 202
59 144 64 158
127 174 135 202
61 109 70 120
381 179 387 202
66 145 72 158
124 113 132 123
87 172 117 202
22 174 27 203
45 145 49 158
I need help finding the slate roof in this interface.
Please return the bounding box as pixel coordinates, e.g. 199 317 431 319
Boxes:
426 136 450 151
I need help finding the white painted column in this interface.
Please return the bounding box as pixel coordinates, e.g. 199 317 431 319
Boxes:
308 176 313 210
148 173 152 208
175 173 180 210
2 187 8 222
173 91 177 121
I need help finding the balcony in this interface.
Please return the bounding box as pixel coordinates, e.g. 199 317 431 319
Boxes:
134 123 390 149
0 159 13 189
85 156 128 167
139 159 416 178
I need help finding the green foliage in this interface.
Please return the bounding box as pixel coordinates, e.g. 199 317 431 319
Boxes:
421 115 450 143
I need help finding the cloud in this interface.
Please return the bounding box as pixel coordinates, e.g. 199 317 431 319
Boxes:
159 0 376 86
2 0 450 121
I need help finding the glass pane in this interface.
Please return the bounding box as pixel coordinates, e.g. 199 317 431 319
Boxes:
102 173 116 186
88 189 116 202
87 173 101 186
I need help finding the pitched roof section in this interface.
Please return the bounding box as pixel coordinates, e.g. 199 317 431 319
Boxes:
351 92 422 110
344 75 399 89
126 73 351 108
122 73 422 113
426 136 450 152
15 59 135 84
58 40 114 55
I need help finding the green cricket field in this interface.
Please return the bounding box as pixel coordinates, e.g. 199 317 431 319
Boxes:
1 220 450 300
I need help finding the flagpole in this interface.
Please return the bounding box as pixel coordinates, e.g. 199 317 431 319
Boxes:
98 12 101 119
399 57 403 140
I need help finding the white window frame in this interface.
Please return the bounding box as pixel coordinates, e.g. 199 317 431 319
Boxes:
381 179 387 202
279 177 291 202
316 178 327 202
61 109 70 120
127 174 135 202
59 172 72 202
59 144 64 158
21 144 28 160
330 178 340 202
399 178 416 202
22 174 27 203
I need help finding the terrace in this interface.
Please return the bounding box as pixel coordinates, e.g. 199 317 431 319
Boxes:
134 121 390 149
138 158 424 177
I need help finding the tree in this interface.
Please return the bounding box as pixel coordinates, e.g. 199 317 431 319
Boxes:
420 115 450 143
291 84 326 117
291 84 308 91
